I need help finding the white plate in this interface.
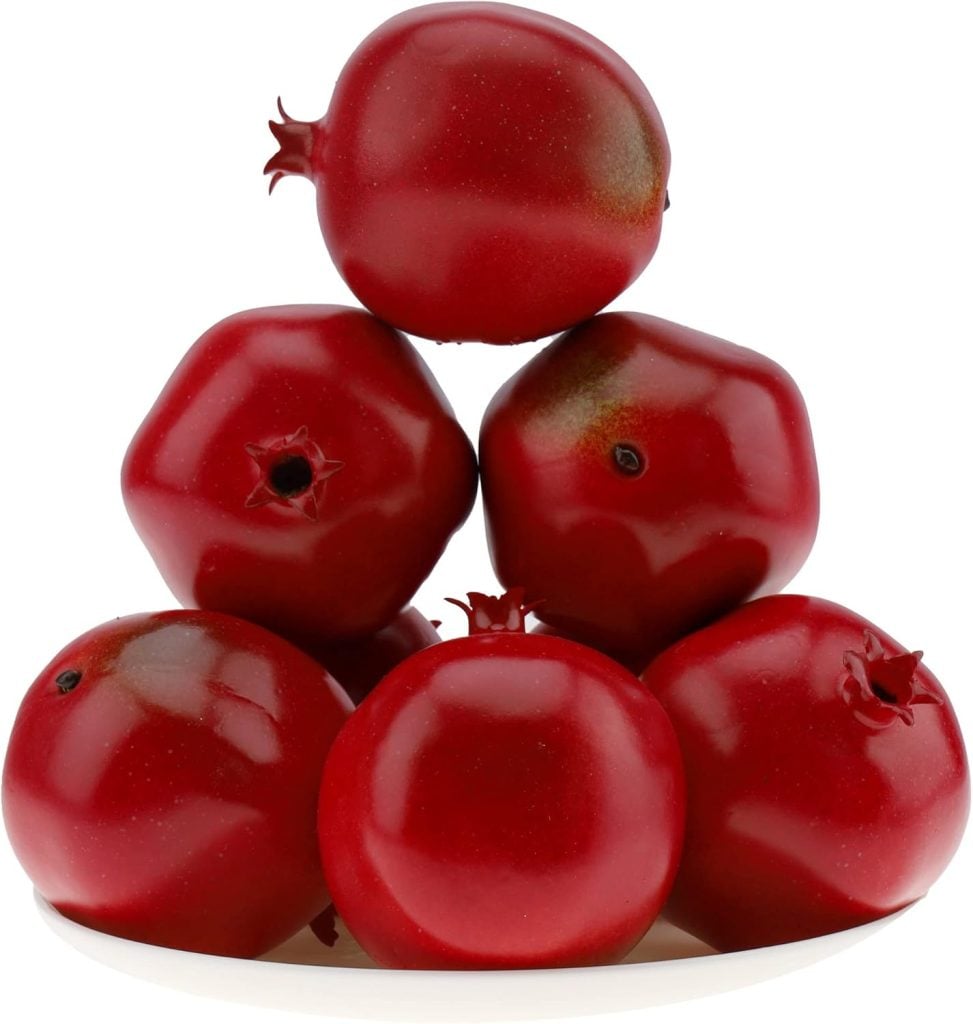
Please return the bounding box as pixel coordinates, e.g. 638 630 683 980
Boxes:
35 893 910 1021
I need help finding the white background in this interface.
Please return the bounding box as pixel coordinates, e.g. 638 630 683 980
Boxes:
1 1 970 1021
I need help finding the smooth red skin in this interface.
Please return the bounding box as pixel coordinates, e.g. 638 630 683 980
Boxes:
320 633 685 969
296 2 669 344
303 606 441 705
1 610 352 958
122 306 477 648
480 312 820 669
642 594 970 952
530 621 643 675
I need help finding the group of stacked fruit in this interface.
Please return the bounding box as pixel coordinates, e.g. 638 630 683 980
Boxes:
2 3 969 973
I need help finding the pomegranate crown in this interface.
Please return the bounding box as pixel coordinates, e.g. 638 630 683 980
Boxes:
840 629 941 727
445 587 543 636
264 98 319 194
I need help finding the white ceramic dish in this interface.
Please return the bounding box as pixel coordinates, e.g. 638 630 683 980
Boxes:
35 893 909 1021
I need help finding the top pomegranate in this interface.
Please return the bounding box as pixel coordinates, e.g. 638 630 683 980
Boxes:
266 2 670 344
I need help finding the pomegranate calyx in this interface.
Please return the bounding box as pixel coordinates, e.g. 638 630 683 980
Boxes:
309 904 339 947
839 629 941 727
244 426 343 520
55 669 83 694
446 587 543 636
264 98 319 193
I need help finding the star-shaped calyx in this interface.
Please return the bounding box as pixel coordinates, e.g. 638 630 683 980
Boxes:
244 426 343 521
445 587 544 636
839 629 941 728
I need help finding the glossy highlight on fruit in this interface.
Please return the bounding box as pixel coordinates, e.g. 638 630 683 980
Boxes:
122 305 478 649
266 3 670 344
480 311 819 670
320 588 685 969
642 594 970 952
1 610 352 958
